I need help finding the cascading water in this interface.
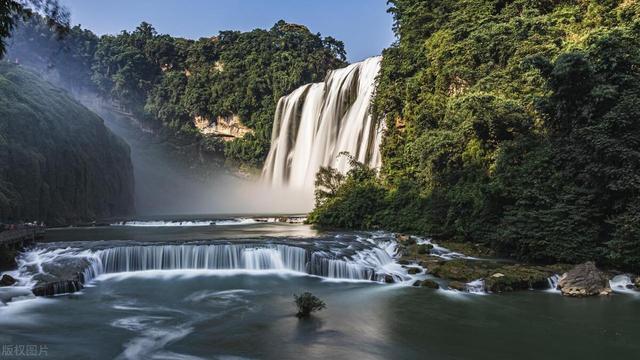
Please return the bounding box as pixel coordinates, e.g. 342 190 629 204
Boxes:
14 237 415 296
262 56 383 193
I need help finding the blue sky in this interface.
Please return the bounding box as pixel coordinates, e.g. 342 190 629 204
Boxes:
61 0 396 62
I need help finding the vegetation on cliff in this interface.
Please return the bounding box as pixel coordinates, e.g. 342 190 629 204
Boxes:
310 0 640 272
0 63 134 224
6 17 346 167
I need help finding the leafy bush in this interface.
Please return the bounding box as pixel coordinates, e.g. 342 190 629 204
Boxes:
294 292 326 318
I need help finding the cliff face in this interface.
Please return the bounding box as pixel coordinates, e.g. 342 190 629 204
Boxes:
0 63 134 225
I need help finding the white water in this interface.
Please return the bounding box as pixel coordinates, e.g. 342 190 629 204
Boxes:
609 275 638 295
111 218 257 227
262 56 383 200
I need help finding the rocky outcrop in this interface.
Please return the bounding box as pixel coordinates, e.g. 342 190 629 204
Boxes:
420 279 440 289
31 257 91 297
194 115 253 141
448 281 466 291
558 262 612 297
0 274 17 286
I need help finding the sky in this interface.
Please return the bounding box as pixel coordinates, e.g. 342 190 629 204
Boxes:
61 0 396 62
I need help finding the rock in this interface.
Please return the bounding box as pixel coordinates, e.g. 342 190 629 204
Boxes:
407 267 422 275
396 234 410 242
421 279 440 289
558 262 611 297
483 265 551 293
635 277 640 289
395 234 416 245
430 259 488 282
384 274 395 284
417 244 433 255
31 257 91 297
448 281 467 291
412 280 421 287
0 274 17 286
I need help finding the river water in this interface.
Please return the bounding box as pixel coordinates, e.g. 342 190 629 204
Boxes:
0 219 638 360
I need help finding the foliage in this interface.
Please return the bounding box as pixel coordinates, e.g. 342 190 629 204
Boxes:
0 63 134 224
293 292 326 318
311 0 640 271
0 0 69 58
5 17 346 167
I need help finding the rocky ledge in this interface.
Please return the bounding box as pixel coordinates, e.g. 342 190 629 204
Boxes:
28 257 91 297
395 234 636 296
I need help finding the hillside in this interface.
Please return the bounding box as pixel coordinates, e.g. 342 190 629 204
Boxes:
6 17 347 169
310 0 640 271
0 62 134 225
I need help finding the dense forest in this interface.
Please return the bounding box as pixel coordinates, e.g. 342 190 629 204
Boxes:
310 0 640 272
0 62 134 224
5 16 346 167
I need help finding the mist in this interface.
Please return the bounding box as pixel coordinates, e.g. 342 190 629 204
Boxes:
87 100 313 216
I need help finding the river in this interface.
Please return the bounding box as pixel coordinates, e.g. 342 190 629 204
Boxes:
0 219 638 359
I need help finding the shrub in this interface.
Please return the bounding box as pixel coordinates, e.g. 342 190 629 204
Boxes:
293 292 326 318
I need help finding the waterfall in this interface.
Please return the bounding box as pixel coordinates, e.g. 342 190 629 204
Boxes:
262 56 383 191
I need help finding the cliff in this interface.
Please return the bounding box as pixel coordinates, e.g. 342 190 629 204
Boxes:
0 63 134 225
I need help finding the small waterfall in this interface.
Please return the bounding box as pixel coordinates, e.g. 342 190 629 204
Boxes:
546 274 561 292
262 56 383 192
466 279 486 294
19 240 414 296
609 274 638 295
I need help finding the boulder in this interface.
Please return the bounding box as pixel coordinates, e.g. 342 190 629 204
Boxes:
407 267 422 275
31 257 91 297
448 281 467 291
558 262 611 297
635 277 640 289
412 280 421 287
421 279 440 289
384 274 395 284
0 274 17 286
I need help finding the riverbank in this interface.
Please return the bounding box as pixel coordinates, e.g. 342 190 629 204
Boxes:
394 233 640 297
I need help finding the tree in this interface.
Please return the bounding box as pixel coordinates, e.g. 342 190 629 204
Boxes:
0 0 69 57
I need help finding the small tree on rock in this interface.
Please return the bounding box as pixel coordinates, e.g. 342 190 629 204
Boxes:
294 292 326 318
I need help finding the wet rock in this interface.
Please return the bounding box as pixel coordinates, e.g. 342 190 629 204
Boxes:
448 281 467 291
395 234 416 245
421 279 440 289
430 260 488 282
407 267 421 275
412 280 422 287
417 244 433 255
483 265 551 293
0 274 17 286
635 277 640 289
31 257 91 297
558 262 611 297
32 279 83 297
384 274 395 284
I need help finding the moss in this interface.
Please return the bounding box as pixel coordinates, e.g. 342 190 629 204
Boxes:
428 258 561 292
438 241 495 258
483 265 553 292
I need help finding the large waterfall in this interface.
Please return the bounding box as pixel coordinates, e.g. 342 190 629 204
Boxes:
262 56 383 190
